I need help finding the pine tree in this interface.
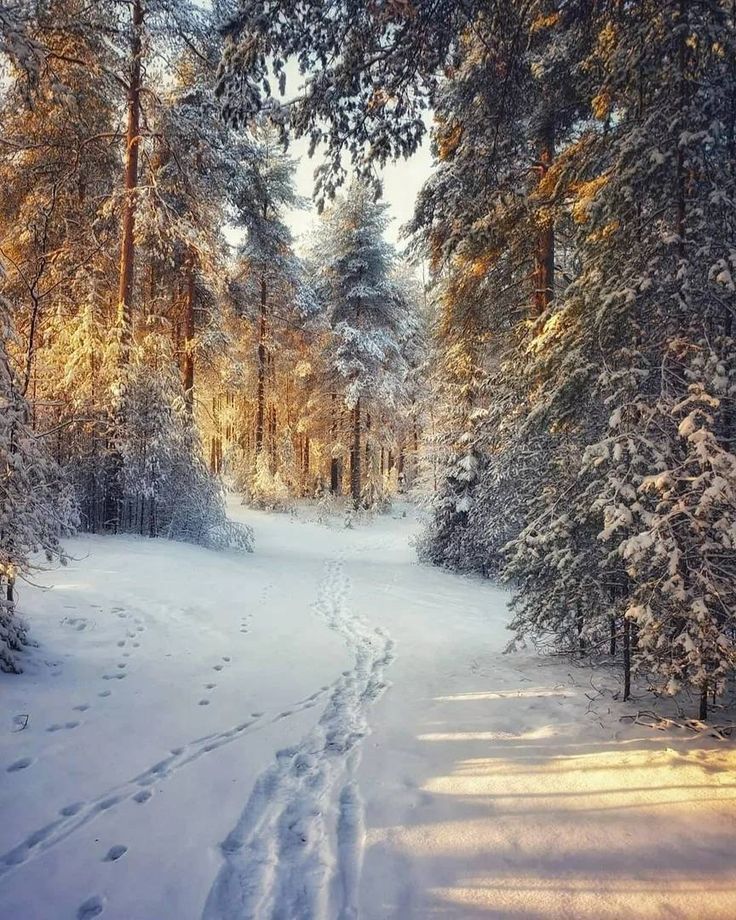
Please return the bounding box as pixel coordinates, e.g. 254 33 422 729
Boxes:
0 0 255 551
506 0 736 714
226 124 317 503
312 183 406 508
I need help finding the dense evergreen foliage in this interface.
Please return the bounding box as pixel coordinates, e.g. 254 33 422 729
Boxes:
221 0 736 717
4 0 736 715
0 0 422 664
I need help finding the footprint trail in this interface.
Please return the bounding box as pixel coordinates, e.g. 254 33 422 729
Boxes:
203 558 394 920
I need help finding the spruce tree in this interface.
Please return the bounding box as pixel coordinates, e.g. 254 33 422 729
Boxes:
312 183 406 508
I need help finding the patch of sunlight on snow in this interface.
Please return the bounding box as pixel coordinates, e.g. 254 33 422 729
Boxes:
418 725 559 742
434 687 575 702
420 748 736 811
430 878 736 920
366 745 736 917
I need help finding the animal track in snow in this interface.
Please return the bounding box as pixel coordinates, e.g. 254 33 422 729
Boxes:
103 844 127 862
6 757 33 773
73 704 90 712
46 721 80 732
77 895 105 918
60 802 83 817
98 690 111 698
0 685 334 879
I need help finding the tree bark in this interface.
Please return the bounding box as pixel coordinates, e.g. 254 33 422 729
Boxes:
117 0 144 350
533 112 555 318
256 273 267 455
699 682 708 721
330 392 340 494
303 434 310 494
351 398 361 508
675 0 688 261
270 403 277 467
623 617 631 701
576 604 585 654
183 251 195 407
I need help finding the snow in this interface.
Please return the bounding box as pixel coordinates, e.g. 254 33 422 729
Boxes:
2 500 736 919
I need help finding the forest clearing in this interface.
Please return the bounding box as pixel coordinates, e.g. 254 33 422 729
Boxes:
3 502 736 919
2 0 736 917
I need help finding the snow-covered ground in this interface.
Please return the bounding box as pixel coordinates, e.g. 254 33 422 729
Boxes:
2 501 735 920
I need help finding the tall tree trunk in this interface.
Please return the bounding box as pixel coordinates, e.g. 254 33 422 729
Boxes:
351 398 361 508
675 0 689 262
256 273 267 455
183 251 195 408
623 617 631 701
699 682 708 721
575 604 586 654
533 112 555 318
270 404 277 468
330 457 341 494
721 0 736 452
117 0 144 349
330 392 340 494
303 435 310 494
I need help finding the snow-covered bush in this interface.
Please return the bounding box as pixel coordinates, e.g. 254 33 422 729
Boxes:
114 332 252 552
0 298 77 670
248 452 293 512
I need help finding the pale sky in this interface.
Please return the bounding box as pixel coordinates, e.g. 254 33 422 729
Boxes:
285 132 434 256
224 58 435 261
278 58 435 257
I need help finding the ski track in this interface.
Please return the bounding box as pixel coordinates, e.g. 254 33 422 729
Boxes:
202 557 394 920
0 684 333 879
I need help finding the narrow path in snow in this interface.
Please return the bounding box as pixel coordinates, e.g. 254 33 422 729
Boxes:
203 556 394 920
1 504 736 920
